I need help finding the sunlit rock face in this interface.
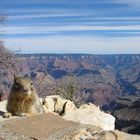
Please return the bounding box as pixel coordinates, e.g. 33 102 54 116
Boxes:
42 95 76 114
63 103 115 131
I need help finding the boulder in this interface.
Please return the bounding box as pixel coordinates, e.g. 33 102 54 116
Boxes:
80 103 100 111
41 97 55 112
63 100 76 114
0 100 7 121
59 126 140 140
97 130 140 140
0 99 140 140
54 97 67 114
43 96 115 131
0 100 7 113
42 95 61 113
43 95 76 115
63 107 115 131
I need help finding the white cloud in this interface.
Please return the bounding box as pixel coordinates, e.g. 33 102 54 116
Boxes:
9 13 82 19
5 36 140 54
2 25 140 35
9 14 140 21
112 0 140 8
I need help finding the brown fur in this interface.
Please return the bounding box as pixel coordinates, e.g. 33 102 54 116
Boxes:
3 75 44 118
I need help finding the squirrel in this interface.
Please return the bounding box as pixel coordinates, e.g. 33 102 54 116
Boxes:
3 75 45 118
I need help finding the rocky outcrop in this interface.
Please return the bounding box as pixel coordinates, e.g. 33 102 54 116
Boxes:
63 103 115 131
0 97 140 140
0 96 115 131
63 100 77 114
53 96 68 114
58 127 140 140
42 95 76 115
41 95 57 113
0 113 140 140
97 130 140 140
40 96 115 131
79 103 100 111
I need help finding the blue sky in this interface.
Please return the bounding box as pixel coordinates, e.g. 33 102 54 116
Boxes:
0 0 140 54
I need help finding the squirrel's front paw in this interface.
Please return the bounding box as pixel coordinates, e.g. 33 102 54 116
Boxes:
19 113 30 117
3 112 12 118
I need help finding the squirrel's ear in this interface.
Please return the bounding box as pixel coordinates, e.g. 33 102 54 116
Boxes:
24 74 30 78
14 74 17 79
14 74 19 81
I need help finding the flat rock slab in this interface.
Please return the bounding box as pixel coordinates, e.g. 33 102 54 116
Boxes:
2 113 80 139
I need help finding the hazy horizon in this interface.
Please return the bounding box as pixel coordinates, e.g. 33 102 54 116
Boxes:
15 52 140 55
1 0 140 54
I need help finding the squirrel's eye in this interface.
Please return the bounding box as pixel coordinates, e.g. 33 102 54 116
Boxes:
31 82 33 86
14 81 19 88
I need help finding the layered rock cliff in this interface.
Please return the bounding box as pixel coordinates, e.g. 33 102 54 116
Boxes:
0 96 139 140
